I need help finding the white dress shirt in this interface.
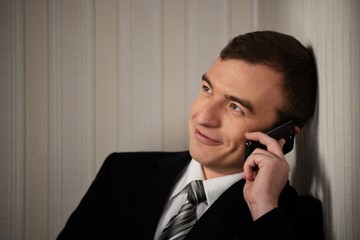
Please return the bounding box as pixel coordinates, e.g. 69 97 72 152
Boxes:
153 159 243 239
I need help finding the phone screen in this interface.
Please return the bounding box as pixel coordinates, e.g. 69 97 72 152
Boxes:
244 120 295 161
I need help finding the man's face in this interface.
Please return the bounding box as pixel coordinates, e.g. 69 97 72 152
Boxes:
188 58 284 178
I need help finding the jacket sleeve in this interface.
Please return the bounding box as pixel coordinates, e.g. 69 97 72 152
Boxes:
239 208 297 240
236 196 324 240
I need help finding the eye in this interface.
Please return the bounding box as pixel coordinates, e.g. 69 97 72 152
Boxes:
201 84 211 94
229 103 243 113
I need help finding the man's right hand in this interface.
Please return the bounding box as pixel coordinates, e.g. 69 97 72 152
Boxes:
242 131 290 220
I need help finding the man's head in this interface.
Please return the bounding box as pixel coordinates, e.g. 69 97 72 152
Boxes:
220 31 317 128
188 31 317 178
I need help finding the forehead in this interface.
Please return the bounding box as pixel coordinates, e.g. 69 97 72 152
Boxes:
206 58 284 116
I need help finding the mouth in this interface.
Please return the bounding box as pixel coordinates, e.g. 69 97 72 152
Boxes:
194 129 222 145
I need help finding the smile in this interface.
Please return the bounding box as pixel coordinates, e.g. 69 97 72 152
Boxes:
194 129 222 145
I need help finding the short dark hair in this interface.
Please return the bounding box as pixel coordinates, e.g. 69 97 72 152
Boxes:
220 31 317 128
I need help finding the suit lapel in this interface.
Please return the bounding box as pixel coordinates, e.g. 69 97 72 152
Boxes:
129 151 192 239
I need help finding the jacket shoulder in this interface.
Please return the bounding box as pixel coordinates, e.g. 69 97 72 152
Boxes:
105 150 189 161
101 150 190 169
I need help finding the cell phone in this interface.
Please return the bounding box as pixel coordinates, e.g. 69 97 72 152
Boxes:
244 120 295 161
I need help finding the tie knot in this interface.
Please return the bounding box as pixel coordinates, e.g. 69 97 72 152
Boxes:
187 180 206 205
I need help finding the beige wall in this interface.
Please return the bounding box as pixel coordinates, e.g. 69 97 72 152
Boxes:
255 1 360 239
1 0 359 239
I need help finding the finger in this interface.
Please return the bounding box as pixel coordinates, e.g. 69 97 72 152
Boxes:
245 132 284 157
243 157 257 180
278 138 286 149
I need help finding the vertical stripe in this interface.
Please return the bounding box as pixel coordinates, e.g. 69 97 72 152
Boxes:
162 0 188 150
48 0 62 238
94 0 119 168
25 0 49 239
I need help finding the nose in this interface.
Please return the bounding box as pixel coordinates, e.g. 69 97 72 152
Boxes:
195 101 222 128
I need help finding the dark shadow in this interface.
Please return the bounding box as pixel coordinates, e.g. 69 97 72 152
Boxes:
291 46 332 239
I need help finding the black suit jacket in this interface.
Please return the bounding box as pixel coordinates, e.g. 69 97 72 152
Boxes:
57 151 324 240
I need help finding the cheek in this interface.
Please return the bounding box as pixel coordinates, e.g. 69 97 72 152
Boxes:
189 96 203 118
189 99 199 129
228 132 246 150
222 122 246 147
189 102 197 118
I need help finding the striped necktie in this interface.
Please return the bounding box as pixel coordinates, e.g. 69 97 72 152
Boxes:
159 180 206 240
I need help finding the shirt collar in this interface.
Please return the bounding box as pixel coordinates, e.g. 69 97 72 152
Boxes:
170 159 243 206
170 159 205 199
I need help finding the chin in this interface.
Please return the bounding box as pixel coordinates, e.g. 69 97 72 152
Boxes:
189 143 208 162
189 143 221 164
190 143 244 170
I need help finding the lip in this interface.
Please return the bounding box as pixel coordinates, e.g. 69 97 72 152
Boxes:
194 129 222 145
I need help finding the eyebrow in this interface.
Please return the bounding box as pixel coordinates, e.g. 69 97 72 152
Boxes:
202 73 213 88
201 73 255 113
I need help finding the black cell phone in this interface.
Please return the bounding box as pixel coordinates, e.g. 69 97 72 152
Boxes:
244 120 295 161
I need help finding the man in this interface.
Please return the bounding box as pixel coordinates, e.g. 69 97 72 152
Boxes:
57 31 324 239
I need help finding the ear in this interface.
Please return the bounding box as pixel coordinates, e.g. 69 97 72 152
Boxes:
294 125 301 136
